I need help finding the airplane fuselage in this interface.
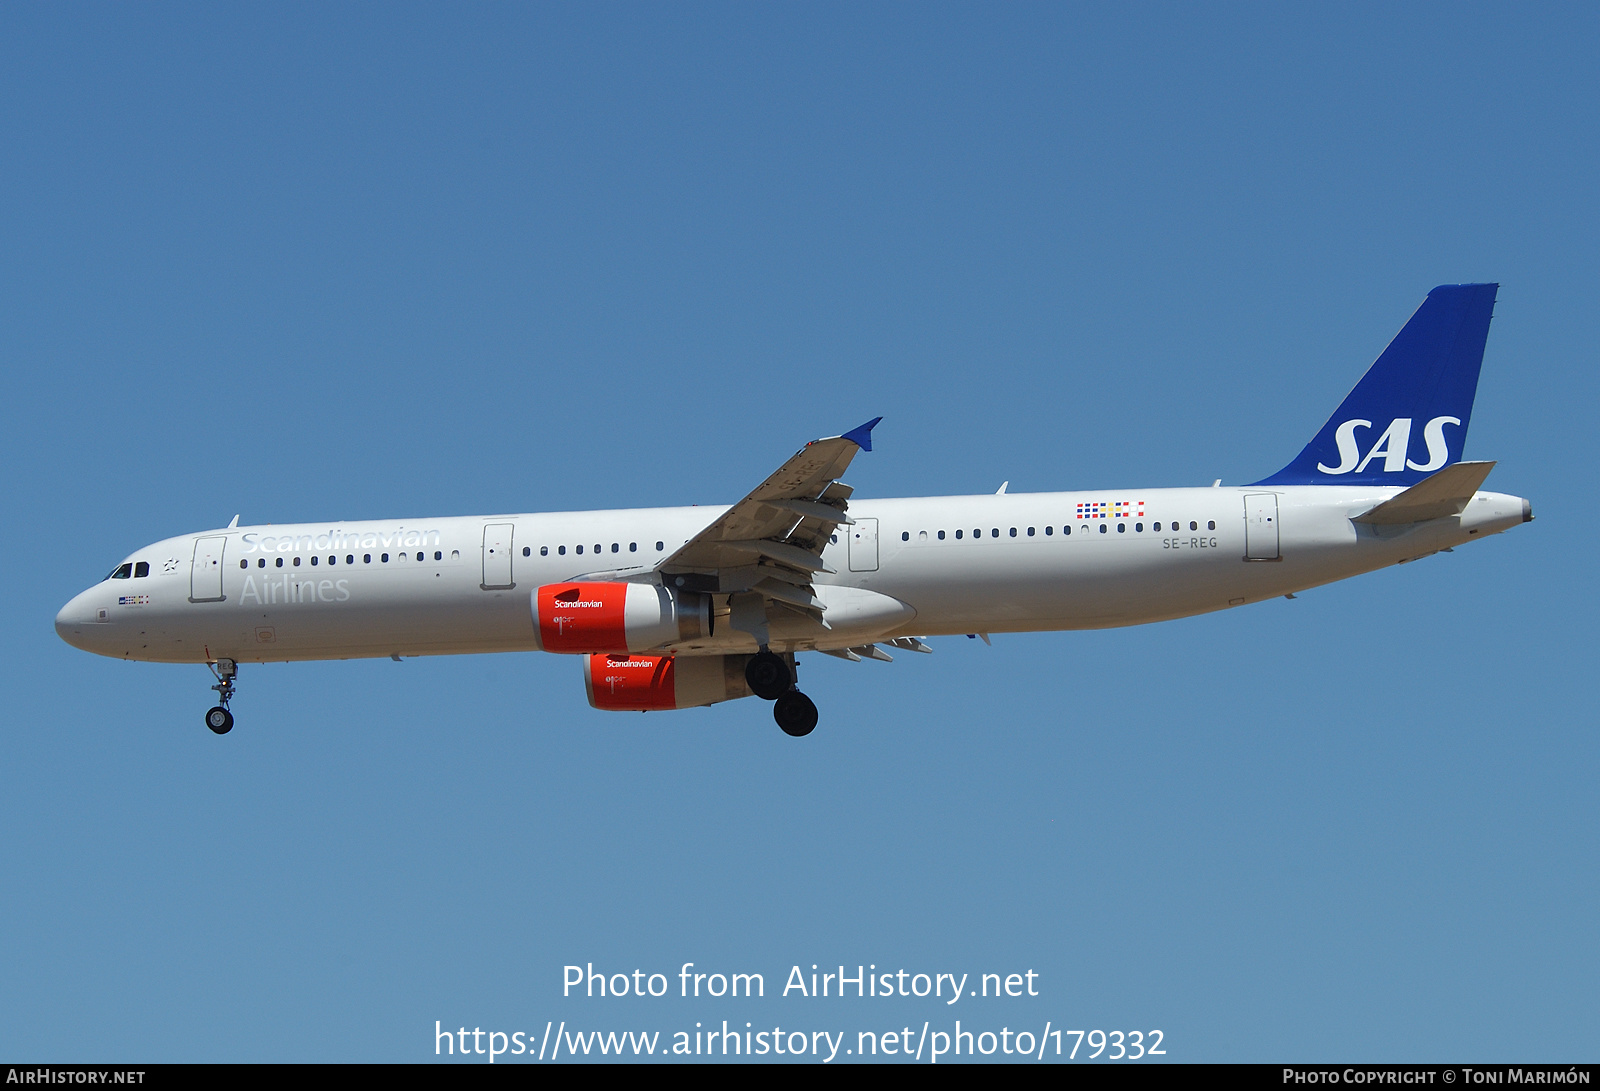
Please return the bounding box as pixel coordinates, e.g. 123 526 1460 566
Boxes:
50 284 1533 737
56 484 1531 666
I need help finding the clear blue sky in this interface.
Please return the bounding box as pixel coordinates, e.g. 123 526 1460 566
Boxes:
2 3 1594 1062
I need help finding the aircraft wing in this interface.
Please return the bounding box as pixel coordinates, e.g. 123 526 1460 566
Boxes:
655 418 880 608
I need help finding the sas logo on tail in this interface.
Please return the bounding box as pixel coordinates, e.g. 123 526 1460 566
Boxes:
1317 415 1460 475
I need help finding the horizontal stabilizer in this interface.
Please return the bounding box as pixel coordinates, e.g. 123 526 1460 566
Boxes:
1353 461 1496 525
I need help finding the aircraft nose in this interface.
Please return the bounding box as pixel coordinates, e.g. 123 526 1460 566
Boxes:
55 591 97 650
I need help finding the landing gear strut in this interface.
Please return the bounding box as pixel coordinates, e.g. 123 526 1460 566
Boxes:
205 659 237 735
746 648 818 737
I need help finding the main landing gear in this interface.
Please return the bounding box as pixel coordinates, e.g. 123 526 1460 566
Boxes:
746 649 819 737
204 658 237 735
773 690 819 737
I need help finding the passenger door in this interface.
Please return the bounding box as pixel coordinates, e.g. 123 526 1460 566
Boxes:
848 517 880 572
481 524 515 589
1244 494 1280 561
189 536 227 602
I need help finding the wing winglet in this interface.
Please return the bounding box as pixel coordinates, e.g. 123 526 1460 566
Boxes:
840 417 883 452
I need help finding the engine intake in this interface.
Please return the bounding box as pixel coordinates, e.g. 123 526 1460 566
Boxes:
532 582 712 654
583 653 753 711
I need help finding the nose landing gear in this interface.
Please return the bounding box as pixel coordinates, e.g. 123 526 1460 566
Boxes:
204 659 237 734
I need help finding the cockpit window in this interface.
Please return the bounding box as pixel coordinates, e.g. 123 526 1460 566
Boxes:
106 563 133 580
134 561 149 578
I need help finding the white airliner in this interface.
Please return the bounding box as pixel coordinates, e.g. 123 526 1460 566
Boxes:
57 285 1531 737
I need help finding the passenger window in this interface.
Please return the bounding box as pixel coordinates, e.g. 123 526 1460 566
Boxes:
451 550 459 560
522 547 530 557
1044 526 1052 536
276 557 284 567
594 544 601 554
1099 524 1107 534
901 531 909 541
919 531 927 541
258 559 266 568
347 555 355 564
1063 526 1071 535
380 554 388 563
541 546 549 556
955 530 963 539
629 543 637 552
1117 523 1126 534
418 552 425 561
1027 527 1034 537
656 541 664 551
559 546 566 555
1190 521 1198 531
239 560 248 569
364 554 372 564
311 556 319 566
1208 520 1216 530
1009 528 1017 537
576 545 584 554
1136 523 1143 532
294 556 302 566
611 543 619 553
938 530 946 540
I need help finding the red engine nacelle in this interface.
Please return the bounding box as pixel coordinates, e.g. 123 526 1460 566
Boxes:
533 581 712 654
583 653 754 711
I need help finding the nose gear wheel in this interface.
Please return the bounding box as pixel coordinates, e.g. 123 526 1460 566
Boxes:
204 659 238 734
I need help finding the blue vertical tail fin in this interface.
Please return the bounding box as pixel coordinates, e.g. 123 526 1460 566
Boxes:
1253 284 1499 486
